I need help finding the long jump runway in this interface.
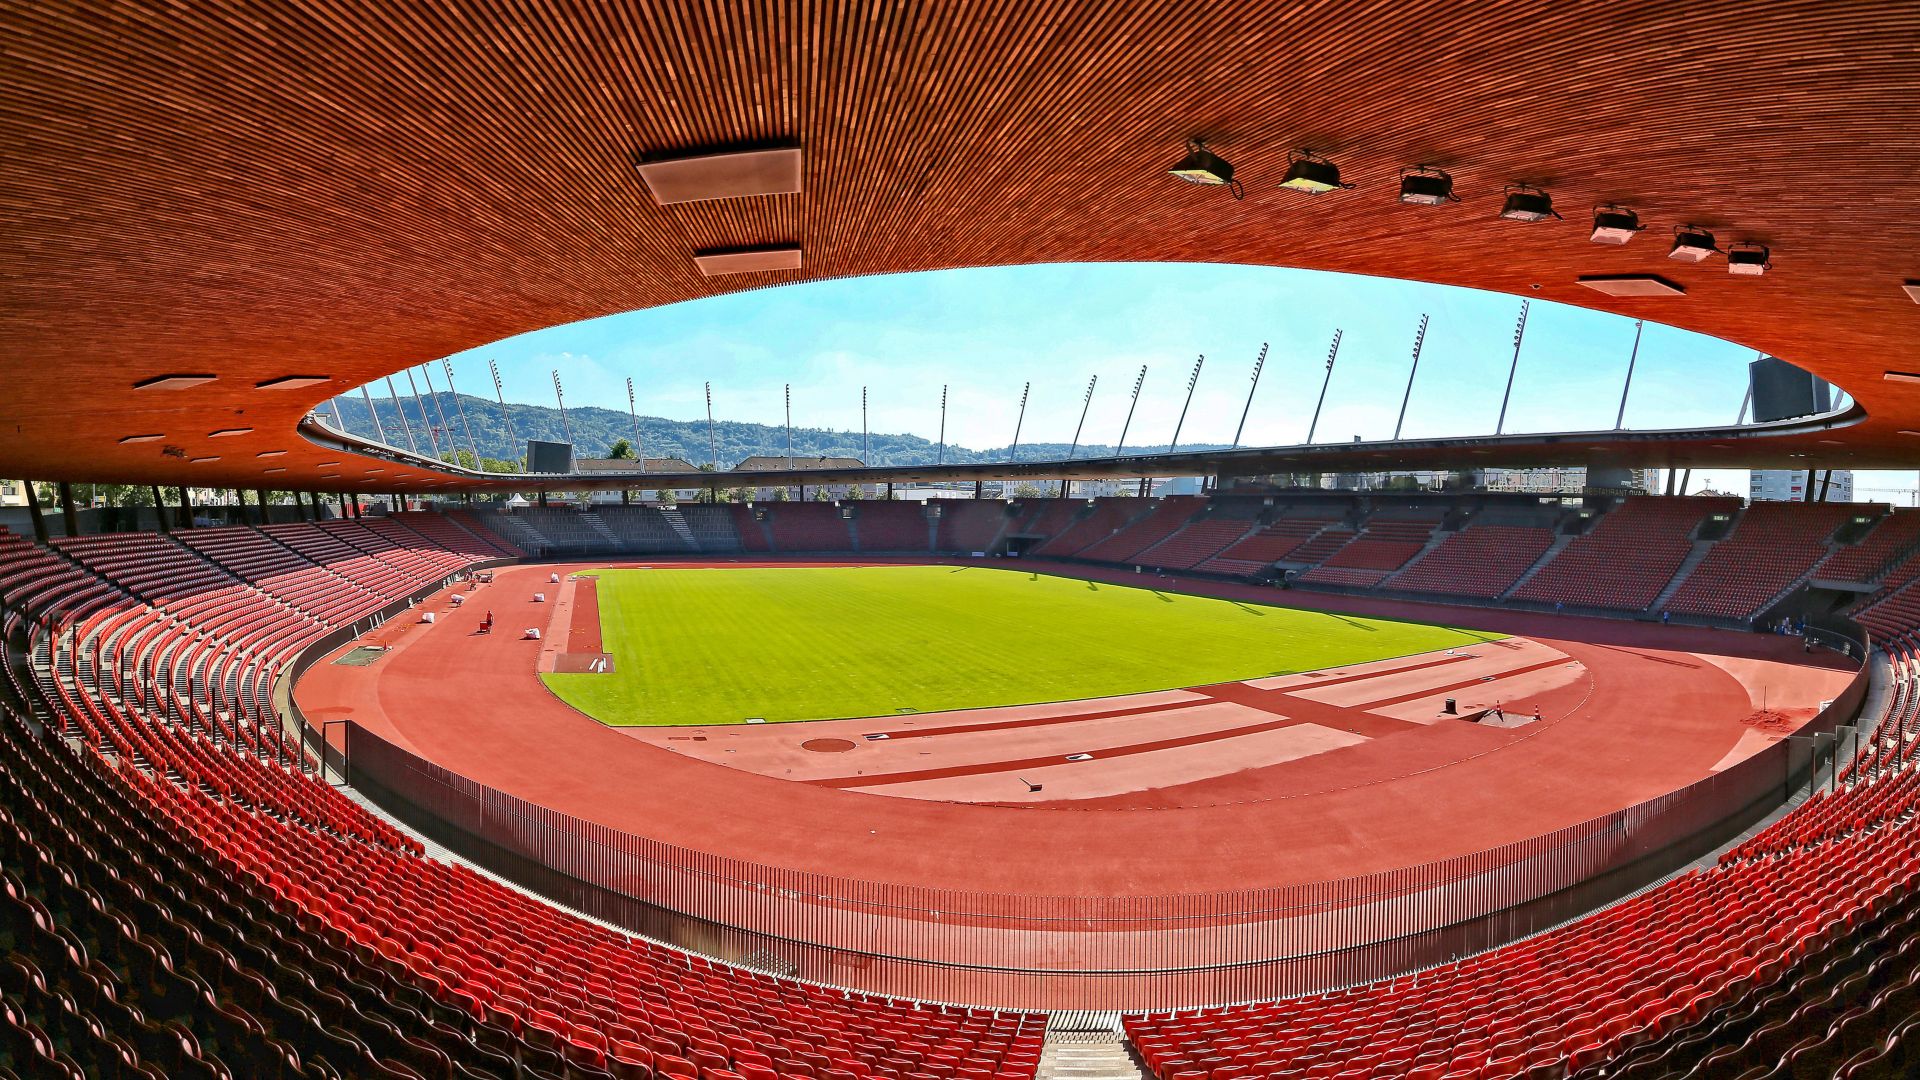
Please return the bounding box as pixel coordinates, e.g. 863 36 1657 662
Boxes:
297 560 1855 903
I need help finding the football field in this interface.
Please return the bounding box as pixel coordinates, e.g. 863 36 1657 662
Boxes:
541 565 1499 726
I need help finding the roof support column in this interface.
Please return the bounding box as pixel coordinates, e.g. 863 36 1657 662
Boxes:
177 487 193 530
150 486 169 533
22 481 48 544
57 481 78 538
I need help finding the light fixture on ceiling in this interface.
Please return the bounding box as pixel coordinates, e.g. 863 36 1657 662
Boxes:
1727 242 1772 277
1904 281 1920 304
320 473 339 479
1589 204 1645 245
189 456 220 463
1883 371 1920 384
1397 165 1459 205
634 147 803 206
692 245 803 277
1167 139 1243 198
255 375 332 390
1577 274 1686 297
264 467 286 474
118 434 165 444
1498 184 1561 222
256 450 287 458
1668 225 1719 263
208 428 253 438
317 461 340 467
1278 150 1354 194
133 374 217 390
1900 430 1920 436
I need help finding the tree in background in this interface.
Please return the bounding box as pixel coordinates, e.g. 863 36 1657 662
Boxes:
654 488 677 506
607 438 635 460
1012 482 1047 499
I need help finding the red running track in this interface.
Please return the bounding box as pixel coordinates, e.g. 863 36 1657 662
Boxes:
297 559 1853 899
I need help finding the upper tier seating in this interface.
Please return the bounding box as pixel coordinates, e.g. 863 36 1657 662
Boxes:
766 503 854 552
1074 498 1205 563
850 501 930 552
1388 524 1556 599
1193 517 1342 577
1032 498 1148 557
1136 519 1256 571
1664 501 1862 619
673 504 744 552
592 506 696 552
1813 507 1920 585
1512 496 1739 611
393 511 524 560
1008 498 1083 543
934 499 1009 553
1318 518 1435 569
729 503 773 551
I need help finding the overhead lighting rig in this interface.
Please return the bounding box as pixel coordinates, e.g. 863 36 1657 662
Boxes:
1668 225 1719 263
1589 204 1645 244
1726 242 1772 277
1397 165 1459 205
1278 150 1354 194
1168 140 1243 199
1498 184 1561 222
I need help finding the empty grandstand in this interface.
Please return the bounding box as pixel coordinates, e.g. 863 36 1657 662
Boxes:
5 2 1917 1077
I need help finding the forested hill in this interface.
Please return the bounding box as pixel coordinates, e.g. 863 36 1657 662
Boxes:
324 392 1226 469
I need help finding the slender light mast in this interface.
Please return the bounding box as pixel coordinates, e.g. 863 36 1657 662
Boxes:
1394 314 1430 441
785 383 794 470
1062 375 1096 497
418 364 455 461
441 359 482 468
1009 381 1030 462
360 385 389 446
1615 319 1645 430
384 376 418 453
1495 300 1531 436
1306 331 1342 444
626 376 646 473
1232 343 1269 449
936 384 948 466
404 368 442 459
705 382 717 469
551 370 574 447
488 359 519 468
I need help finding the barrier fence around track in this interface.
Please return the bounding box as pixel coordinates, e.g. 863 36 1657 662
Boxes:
328 623 1871 1012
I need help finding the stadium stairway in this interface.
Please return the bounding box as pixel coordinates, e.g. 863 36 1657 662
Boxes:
1037 1035 1145 1080
1497 532 1575 601
657 508 699 550
579 513 622 550
1040 1015 1145 1080
1650 537 1721 612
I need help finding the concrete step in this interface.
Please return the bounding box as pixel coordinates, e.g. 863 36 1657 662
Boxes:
1037 1033 1145 1080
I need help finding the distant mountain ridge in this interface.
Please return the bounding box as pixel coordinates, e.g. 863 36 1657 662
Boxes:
324 392 1226 470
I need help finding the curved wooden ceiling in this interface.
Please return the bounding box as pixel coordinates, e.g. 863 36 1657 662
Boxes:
3 0 1919 492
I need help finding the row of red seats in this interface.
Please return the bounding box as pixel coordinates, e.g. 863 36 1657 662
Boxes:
1663 501 1858 619
1075 498 1206 563
1512 496 1739 611
2 519 1049 1080
1386 525 1554 599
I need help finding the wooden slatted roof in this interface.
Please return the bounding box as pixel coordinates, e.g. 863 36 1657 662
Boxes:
2 0 1918 491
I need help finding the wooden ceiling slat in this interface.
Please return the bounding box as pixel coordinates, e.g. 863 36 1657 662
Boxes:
1 0 1917 489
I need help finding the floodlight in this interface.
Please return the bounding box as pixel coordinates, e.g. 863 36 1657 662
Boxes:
1398 165 1458 205
1498 184 1561 222
1168 140 1243 199
1668 225 1718 263
1589 204 1645 245
1278 150 1353 194
1727 243 1771 276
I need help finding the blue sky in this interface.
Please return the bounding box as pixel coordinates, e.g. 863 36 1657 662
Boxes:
433 263 1910 502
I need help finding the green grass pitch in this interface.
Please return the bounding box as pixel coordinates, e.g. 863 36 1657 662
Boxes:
541 565 1502 727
